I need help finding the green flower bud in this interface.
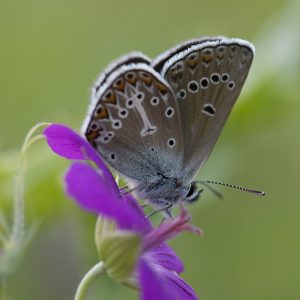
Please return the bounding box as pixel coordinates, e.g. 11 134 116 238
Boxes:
94 216 141 284
94 215 116 259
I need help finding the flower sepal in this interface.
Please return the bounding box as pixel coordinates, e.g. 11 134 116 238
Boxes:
96 217 142 284
94 215 117 259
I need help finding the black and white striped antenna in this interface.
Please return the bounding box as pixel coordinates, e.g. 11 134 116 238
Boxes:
196 180 266 197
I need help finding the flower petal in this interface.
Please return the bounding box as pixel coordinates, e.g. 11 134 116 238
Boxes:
139 258 198 300
146 243 184 274
160 265 198 300
139 258 164 300
65 162 149 233
44 124 117 192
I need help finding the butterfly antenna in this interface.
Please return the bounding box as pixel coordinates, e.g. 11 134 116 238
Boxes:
196 180 266 196
199 182 223 200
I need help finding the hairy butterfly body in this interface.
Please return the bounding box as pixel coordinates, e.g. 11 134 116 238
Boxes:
83 37 255 217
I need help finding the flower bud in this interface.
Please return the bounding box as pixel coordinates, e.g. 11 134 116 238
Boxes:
94 215 116 258
94 215 141 284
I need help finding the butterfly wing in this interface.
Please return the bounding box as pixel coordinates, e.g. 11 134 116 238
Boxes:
153 38 254 182
83 53 183 183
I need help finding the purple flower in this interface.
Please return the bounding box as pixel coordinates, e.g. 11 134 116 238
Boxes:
44 124 202 300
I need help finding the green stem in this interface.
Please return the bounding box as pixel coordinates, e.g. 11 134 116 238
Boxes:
74 262 106 300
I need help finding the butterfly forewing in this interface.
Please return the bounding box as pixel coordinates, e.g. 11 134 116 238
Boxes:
154 38 254 181
83 55 183 182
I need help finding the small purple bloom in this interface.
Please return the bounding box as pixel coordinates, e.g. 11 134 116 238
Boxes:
44 124 202 300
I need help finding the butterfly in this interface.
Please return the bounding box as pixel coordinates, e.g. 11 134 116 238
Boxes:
82 37 261 217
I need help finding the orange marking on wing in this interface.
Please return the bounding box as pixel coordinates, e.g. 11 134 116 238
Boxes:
139 71 153 87
186 53 198 69
125 72 138 86
201 48 214 63
113 77 125 92
154 80 168 95
87 131 100 141
95 105 109 119
102 89 117 105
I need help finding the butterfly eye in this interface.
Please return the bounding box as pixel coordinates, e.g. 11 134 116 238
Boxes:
186 182 196 197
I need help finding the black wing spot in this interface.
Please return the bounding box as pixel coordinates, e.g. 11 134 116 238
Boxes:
188 81 199 93
202 103 216 116
200 77 209 89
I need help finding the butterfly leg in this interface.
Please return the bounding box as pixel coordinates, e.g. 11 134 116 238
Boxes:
145 202 173 219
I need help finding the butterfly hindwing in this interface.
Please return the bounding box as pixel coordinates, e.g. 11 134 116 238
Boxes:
153 38 254 181
83 53 183 182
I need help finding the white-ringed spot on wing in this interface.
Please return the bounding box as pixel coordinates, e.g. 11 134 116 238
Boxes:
90 121 100 131
112 120 122 129
177 89 186 100
188 80 199 93
210 73 221 84
202 103 216 117
199 77 209 89
150 97 160 106
125 72 135 81
165 107 175 118
221 73 229 83
99 131 114 144
125 98 134 109
167 138 176 148
118 108 128 118
227 81 235 90
136 92 144 101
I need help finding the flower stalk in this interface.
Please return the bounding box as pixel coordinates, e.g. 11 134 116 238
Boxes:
0 122 50 297
74 261 106 300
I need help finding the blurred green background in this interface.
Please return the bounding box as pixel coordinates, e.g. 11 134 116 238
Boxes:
1 0 299 299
